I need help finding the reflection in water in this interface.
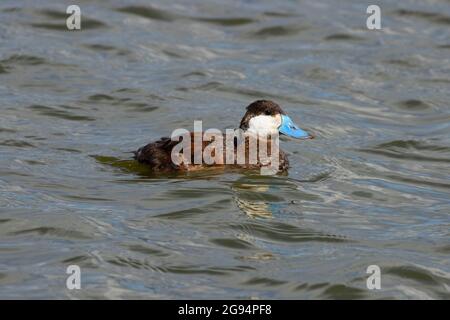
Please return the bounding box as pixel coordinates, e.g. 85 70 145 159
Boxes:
232 182 273 218
235 194 272 218
95 155 283 219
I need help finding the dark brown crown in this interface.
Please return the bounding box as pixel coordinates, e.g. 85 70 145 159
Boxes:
239 100 285 130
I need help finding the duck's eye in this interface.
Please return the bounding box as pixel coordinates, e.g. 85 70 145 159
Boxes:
264 110 271 115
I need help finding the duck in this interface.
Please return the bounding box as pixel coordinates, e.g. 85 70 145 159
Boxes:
133 100 312 173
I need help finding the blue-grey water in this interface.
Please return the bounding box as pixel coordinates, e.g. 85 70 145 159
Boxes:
0 0 449 299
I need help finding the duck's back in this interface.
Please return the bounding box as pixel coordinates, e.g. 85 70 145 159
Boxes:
134 132 289 172
133 137 180 172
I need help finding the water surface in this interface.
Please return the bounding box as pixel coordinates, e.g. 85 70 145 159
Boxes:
0 0 449 299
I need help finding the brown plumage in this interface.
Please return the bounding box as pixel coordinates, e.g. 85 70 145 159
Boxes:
133 100 296 173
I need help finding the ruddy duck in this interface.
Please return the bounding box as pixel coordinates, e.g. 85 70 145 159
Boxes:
133 100 312 173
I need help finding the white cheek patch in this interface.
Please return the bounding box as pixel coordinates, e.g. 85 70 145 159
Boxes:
248 115 280 136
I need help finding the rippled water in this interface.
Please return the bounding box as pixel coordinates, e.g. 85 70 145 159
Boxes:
1 0 449 299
